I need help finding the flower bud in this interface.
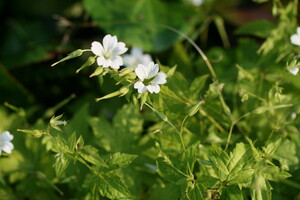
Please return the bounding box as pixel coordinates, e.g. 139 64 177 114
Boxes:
188 101 204 117
90 67 104 77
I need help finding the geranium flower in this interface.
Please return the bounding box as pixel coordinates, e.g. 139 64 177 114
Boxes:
290 27 300 46
289 66 299 75
0 131 14 155
188 0 204 6
123 47 152 69
134 62 167 94
91 34 128 69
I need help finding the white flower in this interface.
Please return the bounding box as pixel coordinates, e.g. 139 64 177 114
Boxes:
291 112 297 119
188 0 204 6
123 47 152 69
134 62 167 94
289 66 299 75
0 131 14 155
290 27 300 46
91 34 128 69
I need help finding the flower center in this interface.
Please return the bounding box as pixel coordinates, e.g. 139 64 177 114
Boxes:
104 50 112 59
143 76 156 85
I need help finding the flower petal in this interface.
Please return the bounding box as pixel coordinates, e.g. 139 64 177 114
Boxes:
97 57 111 68
134 81 147 93
4 131 13 141
147 84 160 93
131 47 143 56
123 47 152 68
91 41 104 56
110 56 123 69
152 72 167 85
2 142 13 154
141 55 153 66
291 34 300 46
113 42 128 55
289 66 299 75
0 131 13 141
147 62 159 79
135 64 148 81
103 34 117 52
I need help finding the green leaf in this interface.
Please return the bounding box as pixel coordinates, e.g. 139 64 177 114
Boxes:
227 143 252 173
96 174 131 199
229 168 254 186
166 72 189 99
221 185 244 200
211 145 230 177
103 152 138 171
186 182 204 200
53 153 69 177
160 86 185 103
78 145 108 167
246 137 261 159
49 136 71 154
148 183 181 200
156 156 187 183
197 176 219 189
189 74 209 101
113 104 143 136
66 104 90 135
68 132 77 151
251 178 272 200
182 145 197 171
166 65 177 77
263 165 291 181
262 138 281 156
235 20 275 38
274 138 299 170
90 104 143 152
89 117 114 151
83 0 195 52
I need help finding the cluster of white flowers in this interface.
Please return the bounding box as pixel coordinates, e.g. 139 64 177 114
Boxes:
91 34 167 94
0 131 14 156
290 27 300 75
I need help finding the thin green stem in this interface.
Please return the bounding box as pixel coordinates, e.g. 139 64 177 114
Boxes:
82 49 92 52
155 24 217 80
168 158 190 178
144 102 179 132
179 115 189 152
246 91 267 103
180 115 195 176
281 178 300 189
294 0 298 18
224 103 295 151
224 123 234 151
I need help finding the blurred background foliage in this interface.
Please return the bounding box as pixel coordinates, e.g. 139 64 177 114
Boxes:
0 0 276 112
1 0 300 199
